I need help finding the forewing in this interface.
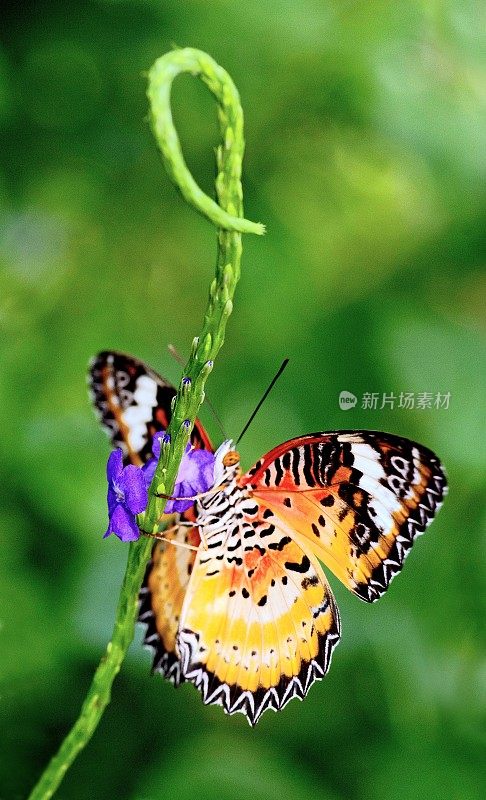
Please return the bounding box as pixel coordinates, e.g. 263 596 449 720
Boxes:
240 431 447 602
139 522 201 686
176 502 340 725
89 351 212 465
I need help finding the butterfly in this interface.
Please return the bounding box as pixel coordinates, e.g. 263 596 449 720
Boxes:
89 351 447 725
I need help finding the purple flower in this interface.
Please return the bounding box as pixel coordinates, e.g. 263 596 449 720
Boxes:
143 431 215 513
104 449 148 542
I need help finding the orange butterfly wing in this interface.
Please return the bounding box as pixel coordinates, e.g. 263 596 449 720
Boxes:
176 501 340 725
240 431 447 602
139 521 201 685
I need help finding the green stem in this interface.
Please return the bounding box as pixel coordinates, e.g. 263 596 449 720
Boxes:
28 537 153 800
142 47 263 531
28 47 263 800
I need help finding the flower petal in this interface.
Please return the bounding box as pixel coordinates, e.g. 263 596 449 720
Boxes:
119 466 148 514
178 447 214 488
194 450 216 492
144 436 216 514
165 480 194 514
106 485 118 516
109 504 140 542
142 458 157 486
151 430 167 460
106 448 123 484
181 448 215 493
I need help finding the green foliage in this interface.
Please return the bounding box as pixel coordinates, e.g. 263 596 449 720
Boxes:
0 2 485 799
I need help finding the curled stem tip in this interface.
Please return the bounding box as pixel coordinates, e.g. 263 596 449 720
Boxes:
147 47 264 235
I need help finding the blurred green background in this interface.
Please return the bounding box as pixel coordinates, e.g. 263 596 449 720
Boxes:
1 1 485 798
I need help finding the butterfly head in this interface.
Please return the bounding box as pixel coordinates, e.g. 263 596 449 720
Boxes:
213 439 241 486
222 450 240 467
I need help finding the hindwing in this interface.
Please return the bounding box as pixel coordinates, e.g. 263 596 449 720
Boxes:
139 523 200 685
176 499 340 725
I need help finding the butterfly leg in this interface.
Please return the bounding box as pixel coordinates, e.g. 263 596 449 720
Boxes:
141 526 200 552
154 483 230 503
198 527 210 551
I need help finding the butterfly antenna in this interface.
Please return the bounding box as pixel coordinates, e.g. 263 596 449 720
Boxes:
168 344 227 439
167 343 185 366
236 358 289 447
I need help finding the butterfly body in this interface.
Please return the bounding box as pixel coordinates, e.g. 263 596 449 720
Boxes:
90 352 447 725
